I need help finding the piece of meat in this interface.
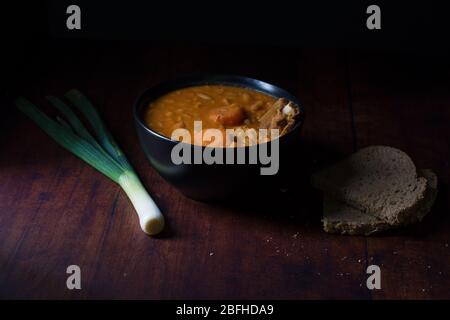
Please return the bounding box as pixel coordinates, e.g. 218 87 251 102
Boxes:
258 98 299 135
209 104 246 126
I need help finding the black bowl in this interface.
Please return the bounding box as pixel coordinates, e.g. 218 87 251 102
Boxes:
133 75 304 201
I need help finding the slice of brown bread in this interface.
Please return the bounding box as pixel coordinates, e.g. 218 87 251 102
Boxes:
322 169 437 235
312 146 428 225
322 196 391 235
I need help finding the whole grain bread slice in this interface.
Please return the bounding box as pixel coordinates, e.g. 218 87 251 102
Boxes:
322 169 437 235
312 146 428 225
322 195 391 235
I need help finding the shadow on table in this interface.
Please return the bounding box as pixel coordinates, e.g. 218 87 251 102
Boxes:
201 138 347 226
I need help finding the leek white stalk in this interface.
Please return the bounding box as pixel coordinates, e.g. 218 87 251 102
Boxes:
16 90 164 236
118 170 164 235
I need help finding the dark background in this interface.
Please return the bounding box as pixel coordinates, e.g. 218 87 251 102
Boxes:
3 1 450 105
0 1 449 299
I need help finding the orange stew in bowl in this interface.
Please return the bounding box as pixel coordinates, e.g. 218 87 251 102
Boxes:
144 85 299 146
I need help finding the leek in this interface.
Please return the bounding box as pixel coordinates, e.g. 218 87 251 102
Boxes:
15 90 164 236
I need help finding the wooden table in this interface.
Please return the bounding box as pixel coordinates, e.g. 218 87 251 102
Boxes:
1 43 449 299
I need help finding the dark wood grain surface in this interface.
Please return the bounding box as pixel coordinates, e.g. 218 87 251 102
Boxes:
0 43 449 299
